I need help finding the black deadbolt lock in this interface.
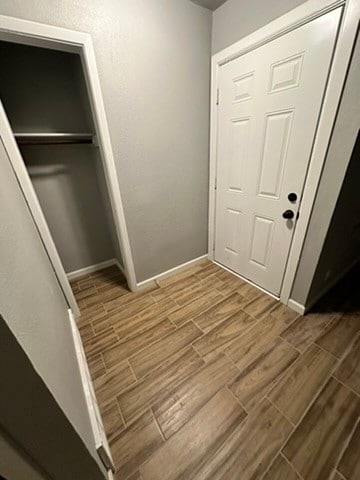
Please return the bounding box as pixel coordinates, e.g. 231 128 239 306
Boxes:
288 192 297 202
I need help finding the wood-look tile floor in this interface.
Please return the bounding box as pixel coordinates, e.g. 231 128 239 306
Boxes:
71 261 360 480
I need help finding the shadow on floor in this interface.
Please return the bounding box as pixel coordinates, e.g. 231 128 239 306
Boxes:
309 263 360 315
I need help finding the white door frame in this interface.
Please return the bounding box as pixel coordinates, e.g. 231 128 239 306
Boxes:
208 0 359 307
0 15 138 316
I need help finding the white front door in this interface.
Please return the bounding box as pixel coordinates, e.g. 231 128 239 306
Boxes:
214 8 341 296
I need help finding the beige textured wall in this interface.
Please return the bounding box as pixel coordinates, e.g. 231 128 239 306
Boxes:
0 0 212 282
0 427 49 480
212 0 308 53
0 140 105 478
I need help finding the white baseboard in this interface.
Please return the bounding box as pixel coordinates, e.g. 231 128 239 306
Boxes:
113 259 126 277
287 299 306 315
67 258 125 281
137 254 209 290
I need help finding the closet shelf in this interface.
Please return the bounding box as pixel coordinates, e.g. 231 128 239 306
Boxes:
14 133 95 145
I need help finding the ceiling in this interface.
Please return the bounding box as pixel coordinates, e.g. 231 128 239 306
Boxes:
190 0 228 11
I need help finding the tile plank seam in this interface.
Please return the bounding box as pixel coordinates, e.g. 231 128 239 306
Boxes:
97 296 301 395
278 348 360 476
333 416 360 480
74 262 360 479
257 402 301 480
86 310 360 427
94 301 350 426
267 331 360 430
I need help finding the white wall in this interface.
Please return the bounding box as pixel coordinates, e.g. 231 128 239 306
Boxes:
0 0 212 283
212 0 308 53
291 34 360 307
0 139 105 478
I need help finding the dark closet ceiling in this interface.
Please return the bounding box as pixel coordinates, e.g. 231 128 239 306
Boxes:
190 0 227 11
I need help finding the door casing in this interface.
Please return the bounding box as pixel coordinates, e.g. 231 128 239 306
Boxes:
208 0 360 313
0 15 138 317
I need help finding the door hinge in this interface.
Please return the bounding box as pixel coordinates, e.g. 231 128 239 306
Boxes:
216 89 220 106
214 177 217 190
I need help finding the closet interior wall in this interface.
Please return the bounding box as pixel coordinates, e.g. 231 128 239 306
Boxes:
0 41 123 275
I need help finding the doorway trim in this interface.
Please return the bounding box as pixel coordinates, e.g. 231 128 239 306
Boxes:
0 15 138 315
208 0 359 307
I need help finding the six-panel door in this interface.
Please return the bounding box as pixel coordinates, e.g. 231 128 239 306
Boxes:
215 8 341 295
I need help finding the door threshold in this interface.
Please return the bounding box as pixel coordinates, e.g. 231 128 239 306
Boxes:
213 260 280 301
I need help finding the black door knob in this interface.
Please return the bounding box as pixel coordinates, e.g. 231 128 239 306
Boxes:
288 193 297 202
283 209 294 219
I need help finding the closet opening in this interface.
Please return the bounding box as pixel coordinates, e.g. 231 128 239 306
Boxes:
0 40 133 315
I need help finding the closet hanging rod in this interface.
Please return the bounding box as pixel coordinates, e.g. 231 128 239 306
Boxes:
14 133 95 146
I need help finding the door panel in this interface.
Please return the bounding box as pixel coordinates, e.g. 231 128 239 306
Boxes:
225 208 243 255
268 53 304 94
257 110 293 199
250 216 274 268
215 8 341 295
229 117 250 192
